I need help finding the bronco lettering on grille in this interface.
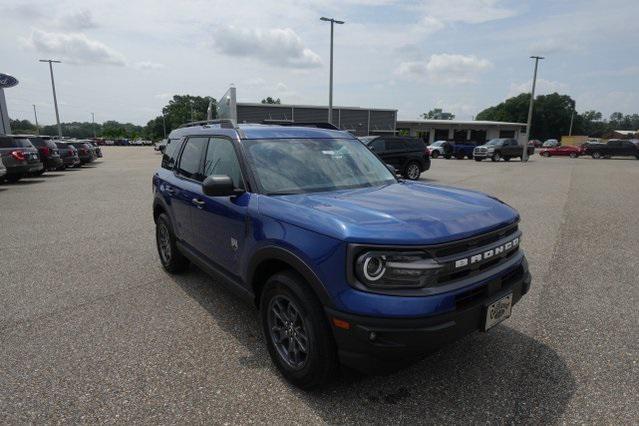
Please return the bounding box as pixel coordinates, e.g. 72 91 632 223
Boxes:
454 237 519 268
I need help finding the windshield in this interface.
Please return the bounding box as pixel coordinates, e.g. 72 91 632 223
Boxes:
486 139 504 146
243 138 396 195
431 141 445 146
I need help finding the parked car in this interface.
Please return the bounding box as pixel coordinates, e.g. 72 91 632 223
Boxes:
361 135 430 180
584 139 639 159
55 142 81 169
23 135 63 173
474 138 535 162
528 139 543 148
0 135 43 183
451 141 476 159
154 139 167 152
427 140 447 158
539 145 583 158
0 156 6 179
153 121 531 388
542 139 560 148
66 141 96 165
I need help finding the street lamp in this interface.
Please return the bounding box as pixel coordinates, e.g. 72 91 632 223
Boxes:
320 17 345 125
39 59 62 138
523 55 544 162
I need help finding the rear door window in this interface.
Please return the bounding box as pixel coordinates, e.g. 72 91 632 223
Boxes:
387 138 406 151
177 137 207 181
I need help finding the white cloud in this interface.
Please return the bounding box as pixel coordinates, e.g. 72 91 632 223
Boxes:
58 10 98 30
134 61 164 70
396 54 492 84
508 79 569 97
528 38 581 56
22 30 126 66
419 0 517 24
212 26 322 69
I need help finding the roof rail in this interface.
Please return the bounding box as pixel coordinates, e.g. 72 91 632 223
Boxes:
177 119 236 129
261 120 339 130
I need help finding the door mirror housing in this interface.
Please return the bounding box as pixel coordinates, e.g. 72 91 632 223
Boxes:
202 175 244 197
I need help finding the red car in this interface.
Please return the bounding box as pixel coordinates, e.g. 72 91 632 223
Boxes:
539 145 583 158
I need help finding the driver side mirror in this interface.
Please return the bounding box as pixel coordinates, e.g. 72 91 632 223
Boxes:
202 175 244 197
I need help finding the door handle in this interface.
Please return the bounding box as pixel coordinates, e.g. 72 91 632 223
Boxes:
191 198 205 208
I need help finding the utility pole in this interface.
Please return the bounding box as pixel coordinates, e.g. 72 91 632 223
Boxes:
162 114 167 138
523 56 544 162
569 105 575 136
33 104 39 135
320 17 345 125
190 99 194 122
91 112 96 138
39 59 62 138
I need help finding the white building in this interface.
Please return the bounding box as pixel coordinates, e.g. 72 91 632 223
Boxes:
396 119 527 145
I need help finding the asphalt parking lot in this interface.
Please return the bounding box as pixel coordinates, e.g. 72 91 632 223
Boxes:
1 148 637 423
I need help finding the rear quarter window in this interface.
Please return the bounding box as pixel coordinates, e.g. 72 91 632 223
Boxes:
161 138 185 170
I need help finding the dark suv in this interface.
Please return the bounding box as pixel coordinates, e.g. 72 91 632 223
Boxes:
66 141 96 165
153 121 531 389
23 135 63 173
0 135 43 183
359 136 430 180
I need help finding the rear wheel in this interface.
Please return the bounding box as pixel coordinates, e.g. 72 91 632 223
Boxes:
404 162 421 180
431 150 439 159
260 271 338 389
156 213 189 273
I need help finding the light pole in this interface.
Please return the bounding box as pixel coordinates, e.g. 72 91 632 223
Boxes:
162 114 167 138
33 104 39 135
568 103 575 136
91 112 96 138
39 59 62 138
320 17 344 125
523 55 544 162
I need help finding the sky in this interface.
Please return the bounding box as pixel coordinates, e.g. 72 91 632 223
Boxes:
1 0 638 126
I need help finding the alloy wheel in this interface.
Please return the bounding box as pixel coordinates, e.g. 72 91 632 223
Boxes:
407 163 420 180
268 295 309 370
158 223 172 263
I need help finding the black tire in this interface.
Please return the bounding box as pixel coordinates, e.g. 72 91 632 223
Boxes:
403 161 421 180
503 156 511 162
260 271 338 389
474 158 483 162
491 153 501 162
569 153 577 158
592 152 601 159
156 213 189 273
5 174 22 183
444 154 452 159
431 150 439 159
542 152 550 157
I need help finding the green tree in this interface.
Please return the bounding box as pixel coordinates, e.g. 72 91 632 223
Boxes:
421 108 455 120
9 119 38 134
261 97 281 104
144 95 217 140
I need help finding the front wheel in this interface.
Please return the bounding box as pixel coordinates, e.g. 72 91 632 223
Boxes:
5 174 22 183
491 153 501 162
404 162 421 180
260 271 338 389
592 152 601 159
156 213 189 273
431 150 439 159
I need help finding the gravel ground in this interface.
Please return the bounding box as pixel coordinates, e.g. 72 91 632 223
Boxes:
0 148 637 424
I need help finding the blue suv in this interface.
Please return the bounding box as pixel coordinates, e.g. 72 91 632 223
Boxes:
152 120 531 389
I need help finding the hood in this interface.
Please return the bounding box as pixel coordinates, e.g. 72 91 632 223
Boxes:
258 181 519 245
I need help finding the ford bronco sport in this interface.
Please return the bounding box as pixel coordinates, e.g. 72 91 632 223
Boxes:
152 120 532 389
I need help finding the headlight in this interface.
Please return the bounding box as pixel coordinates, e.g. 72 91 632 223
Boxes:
355 251 442 289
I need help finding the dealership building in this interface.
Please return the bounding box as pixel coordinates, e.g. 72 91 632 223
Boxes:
396 119 527 144
218 87 526 143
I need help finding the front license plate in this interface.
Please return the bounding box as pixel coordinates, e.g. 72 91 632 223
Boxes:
484 293 512 331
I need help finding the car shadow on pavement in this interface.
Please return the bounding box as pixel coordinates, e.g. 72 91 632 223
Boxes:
171 267 575 423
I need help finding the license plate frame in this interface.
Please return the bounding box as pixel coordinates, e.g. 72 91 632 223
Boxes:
483 293 513 331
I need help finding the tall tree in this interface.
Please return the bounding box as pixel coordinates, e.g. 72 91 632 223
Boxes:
422 108 455 120
261 97 281 104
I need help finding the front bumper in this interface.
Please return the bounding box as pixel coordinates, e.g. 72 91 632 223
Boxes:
45 157 64 169
473 150 490 158
326 262 531 373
